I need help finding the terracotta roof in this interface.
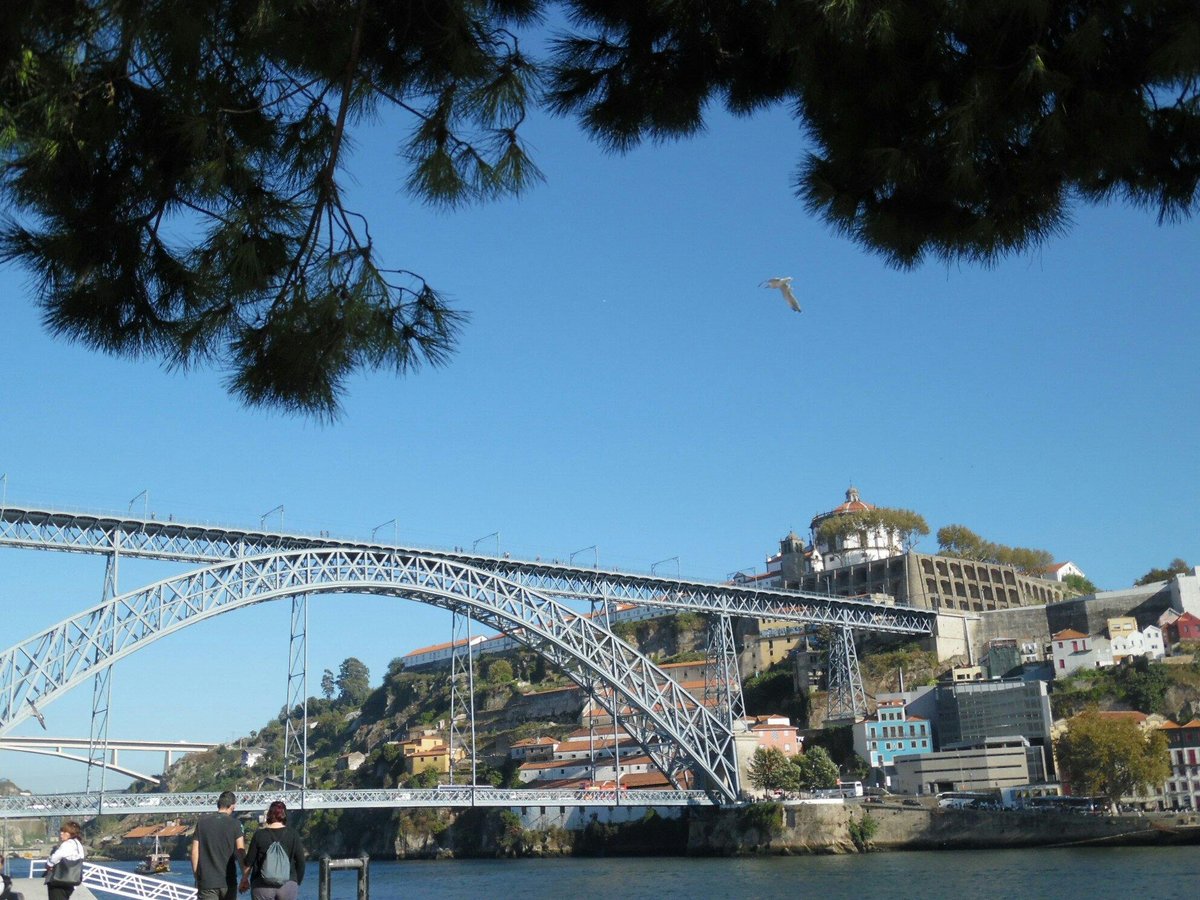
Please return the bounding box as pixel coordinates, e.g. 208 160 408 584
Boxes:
123 826 158 839
1052 629 1089 640
512 736 558 748
1098 710 1148 723
155 825 189 837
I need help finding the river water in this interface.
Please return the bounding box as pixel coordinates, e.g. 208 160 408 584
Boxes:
117 846 1200 900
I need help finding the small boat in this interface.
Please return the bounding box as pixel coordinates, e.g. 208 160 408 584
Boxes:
135 837 171 875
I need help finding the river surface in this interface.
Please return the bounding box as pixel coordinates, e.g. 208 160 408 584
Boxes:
112 846 1200 900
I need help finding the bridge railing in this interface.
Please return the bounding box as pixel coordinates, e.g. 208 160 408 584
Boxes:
24 861 196 900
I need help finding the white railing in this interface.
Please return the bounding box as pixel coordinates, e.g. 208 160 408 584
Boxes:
25 861 195 900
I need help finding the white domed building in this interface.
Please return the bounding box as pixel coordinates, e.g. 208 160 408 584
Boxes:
808 486 904 574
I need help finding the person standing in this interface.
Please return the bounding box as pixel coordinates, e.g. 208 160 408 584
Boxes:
239 801 305 900
44 822 85 900
191 791 246 900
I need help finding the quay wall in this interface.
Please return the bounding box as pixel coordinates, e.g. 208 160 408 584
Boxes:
687 802 1200 855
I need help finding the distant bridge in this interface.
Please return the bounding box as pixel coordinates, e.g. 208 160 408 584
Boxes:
0 787 710 818
0 737 215 784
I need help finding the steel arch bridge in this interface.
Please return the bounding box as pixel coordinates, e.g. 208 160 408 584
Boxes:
0 505 937 633
0 549 748 802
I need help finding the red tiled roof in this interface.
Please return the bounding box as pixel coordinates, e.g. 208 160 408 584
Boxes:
1052 629 1089 640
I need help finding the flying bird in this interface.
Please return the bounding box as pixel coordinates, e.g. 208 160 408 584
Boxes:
761 276 801 313
26 698 46 730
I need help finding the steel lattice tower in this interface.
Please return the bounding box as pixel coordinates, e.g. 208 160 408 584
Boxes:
281 594 309 795
703 614 745 733
824 626 867 725
447 609 477 787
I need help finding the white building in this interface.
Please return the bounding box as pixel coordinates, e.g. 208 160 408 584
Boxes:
808 486 903 573
1050 629 1114 678
1044 561 1087 583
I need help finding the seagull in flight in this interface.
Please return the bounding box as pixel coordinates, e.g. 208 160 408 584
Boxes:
26 698 46 730
761 276 801 313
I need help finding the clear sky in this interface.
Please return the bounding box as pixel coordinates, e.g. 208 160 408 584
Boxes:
1 89 1198 793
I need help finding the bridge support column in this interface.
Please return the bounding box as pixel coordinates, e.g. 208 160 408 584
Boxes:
824 626 867 725
282 594 309 799
447 609 477 789
704 614 745 797
86 540 119 803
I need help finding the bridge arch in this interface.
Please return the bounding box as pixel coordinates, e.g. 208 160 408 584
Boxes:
0 549 740 801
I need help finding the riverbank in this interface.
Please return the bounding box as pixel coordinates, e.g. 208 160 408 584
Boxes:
688 801 1200 855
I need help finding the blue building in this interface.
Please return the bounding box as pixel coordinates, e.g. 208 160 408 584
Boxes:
853 699 933 777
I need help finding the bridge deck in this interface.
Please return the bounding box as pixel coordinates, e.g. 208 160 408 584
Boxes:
0 788 714 818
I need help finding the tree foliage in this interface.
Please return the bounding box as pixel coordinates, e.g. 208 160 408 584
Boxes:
816 507 929 553
336 656 370 705
5 2 1200 414
1062 573 1098 596
746 747 798 793
936 524 1055 574
1054 708 1170 808
1134 558 1191 586
320 668 336 700
794 746 839 790
0 0 540 417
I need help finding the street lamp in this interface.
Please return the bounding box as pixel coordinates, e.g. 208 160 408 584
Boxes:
261 504 284 530
651 556 680 578
371 518 398 543
472 531 499 555
128 489 149 518
570 545 598 568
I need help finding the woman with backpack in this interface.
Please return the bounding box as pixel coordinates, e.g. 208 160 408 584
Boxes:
239 801 305 900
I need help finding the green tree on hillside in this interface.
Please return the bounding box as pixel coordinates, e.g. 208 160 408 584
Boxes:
336 657 371 705
936 525 1054 575
1062 573 1099 596
320 669 336 701
1054 709 1169 810
1135 559 1191 586
6 3 1199 414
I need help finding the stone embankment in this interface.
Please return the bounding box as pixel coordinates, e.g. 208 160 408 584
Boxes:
688 801 1200 855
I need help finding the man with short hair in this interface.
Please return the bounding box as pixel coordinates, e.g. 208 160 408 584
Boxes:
190 791 245 900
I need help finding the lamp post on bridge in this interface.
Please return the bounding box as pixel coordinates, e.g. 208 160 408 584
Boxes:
128 489 148 519
472 531 499 556
261 505 284 531
651 556 680 578
569 545 598 569
370 518 398 543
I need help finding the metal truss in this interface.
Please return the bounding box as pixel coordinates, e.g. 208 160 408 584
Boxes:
0 505 935 635
0 787 712 819
281 594 308 791
704 614 745 741
825 627 867 724
0 549 744 802
86 548 118 796
447 609 477 786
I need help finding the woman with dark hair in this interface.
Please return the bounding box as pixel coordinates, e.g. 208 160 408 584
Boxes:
44 821 85 900
239 801 305 900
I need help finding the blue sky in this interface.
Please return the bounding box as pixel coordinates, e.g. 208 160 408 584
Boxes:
1 95 1198 792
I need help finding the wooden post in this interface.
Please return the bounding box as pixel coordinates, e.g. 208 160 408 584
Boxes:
318 853 370 900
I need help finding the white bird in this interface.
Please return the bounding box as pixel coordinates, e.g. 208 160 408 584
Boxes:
26 698 46 730
761 276 801 313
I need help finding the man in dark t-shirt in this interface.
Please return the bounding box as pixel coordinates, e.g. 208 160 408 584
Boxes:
190 791 246 900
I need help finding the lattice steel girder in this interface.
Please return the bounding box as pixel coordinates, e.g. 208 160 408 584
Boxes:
0 550 743 802
0 506 935 635
0 787 713 818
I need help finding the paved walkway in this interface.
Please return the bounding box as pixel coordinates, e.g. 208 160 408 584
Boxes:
10 878 98 900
